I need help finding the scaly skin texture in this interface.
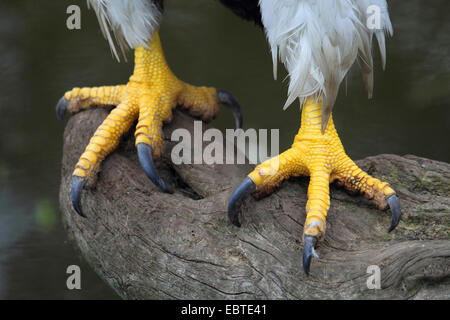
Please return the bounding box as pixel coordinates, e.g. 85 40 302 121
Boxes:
63 32 220 185
248 98 396 239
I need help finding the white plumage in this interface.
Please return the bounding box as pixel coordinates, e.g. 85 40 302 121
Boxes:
259 0 393 130
87 0 393 130
87 0 161 61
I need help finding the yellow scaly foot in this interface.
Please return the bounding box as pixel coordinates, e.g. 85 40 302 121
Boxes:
228 98 401 275
57 32 242 217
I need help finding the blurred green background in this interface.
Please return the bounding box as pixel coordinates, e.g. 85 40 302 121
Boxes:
0 0 448 299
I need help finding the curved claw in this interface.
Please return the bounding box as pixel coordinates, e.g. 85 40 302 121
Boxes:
387 194 402 233
137 143 173 194
56 96 69 127
71 176 86 218
227 178 256 227
217 89 243 130
302 236 319 276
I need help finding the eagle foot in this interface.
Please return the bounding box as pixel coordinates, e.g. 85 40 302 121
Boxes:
57 32 242 217
228 98 402 274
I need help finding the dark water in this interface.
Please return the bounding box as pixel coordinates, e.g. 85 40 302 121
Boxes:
0 0 448 299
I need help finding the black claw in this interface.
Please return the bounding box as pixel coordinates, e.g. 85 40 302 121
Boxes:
137 143 173 194
227 178 256 227
217 89 243 130
56 96 69 126
387 195 402 233
303 236 319 276
71 176 86 218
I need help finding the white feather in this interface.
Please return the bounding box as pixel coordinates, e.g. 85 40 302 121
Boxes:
259 0 393 130
87 0 162 61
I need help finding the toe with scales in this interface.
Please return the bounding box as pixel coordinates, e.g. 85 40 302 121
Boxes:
57 32 243 217
227 98 402 274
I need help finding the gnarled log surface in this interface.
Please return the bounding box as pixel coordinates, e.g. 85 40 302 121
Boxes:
59 108 450 299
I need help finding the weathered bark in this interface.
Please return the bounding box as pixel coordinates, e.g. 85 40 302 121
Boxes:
59 108 450 299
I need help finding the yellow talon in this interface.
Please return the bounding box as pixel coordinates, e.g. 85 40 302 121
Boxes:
61 32 223 186
247 98 398 239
